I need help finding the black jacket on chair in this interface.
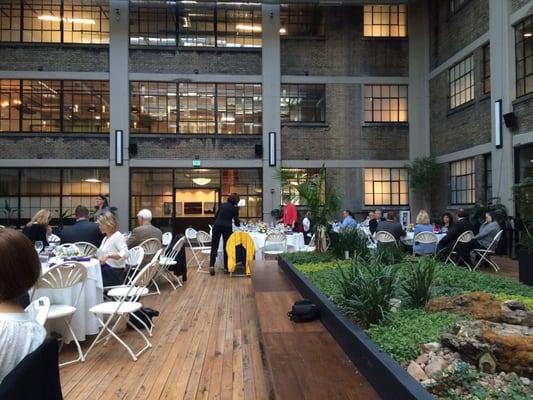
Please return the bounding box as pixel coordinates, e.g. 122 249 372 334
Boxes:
439 218 474 248
0 338 63 400
60 219 104 247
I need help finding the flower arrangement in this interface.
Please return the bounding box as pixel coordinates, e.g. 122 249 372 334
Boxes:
256 222 269 234
55 244 81 257
407 224 414 232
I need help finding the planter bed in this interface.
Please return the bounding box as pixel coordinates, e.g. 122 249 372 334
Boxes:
278 256 432 400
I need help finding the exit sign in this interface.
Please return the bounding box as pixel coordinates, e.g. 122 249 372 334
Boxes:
193 159 201 168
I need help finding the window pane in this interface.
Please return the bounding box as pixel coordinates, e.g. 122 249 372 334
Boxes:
363 84 408 123
364 168 409 206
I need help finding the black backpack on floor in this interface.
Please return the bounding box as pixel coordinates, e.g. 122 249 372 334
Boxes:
288 299 320 323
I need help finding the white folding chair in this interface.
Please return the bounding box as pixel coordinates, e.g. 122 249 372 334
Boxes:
25 296 50 326
472 230 503 272
185 227 210 270
73 241 98 257
48 233 61 244
31 262 87 366
375 231 398 248
162 232 173 252
157 237 187 289
263 232 287 258
195 230 212 272
444 230 474 267
85 259 160 362
412 231 439 256
124 246 145 285
139 238 163 293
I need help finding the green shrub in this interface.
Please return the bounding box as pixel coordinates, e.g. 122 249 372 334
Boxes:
282 251 337 265
374 245 406 265
494 293 533 310
329 229 372 261
402 258 438 308
366 309 460 363
335 258 399 326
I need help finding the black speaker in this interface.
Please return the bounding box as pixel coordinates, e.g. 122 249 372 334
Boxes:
503 112 517 129
254 144 262 157
129 143 138 157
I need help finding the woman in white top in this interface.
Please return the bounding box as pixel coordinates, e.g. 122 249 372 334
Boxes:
0 229 46 383
96 211 128 287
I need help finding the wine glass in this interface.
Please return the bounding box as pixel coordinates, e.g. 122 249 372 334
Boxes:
34 241 44 254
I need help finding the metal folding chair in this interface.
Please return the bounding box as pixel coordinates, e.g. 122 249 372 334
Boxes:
443 230 474 267
375 231 398 248
412 231 438 256
472 230 503 272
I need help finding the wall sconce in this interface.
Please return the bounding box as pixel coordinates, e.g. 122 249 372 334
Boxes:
269 131 276 167
115 130 123 166
115 8 120 22
494 100 502 149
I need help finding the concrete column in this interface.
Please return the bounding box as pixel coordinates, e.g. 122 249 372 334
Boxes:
489 0 515 213
261 4 281 222
109 1 130 230
408 0 430 216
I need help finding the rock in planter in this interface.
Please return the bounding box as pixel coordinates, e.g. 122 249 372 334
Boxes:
415 353 429 365
442 320 533 378
419 342 441 353
424 357 448 377
407 361 428 381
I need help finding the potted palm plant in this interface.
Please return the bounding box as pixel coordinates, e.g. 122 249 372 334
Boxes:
513 178 533 285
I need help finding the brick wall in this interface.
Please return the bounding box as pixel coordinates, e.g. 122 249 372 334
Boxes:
280 6 408 76
129 49 261 75
281 84 409 160
513 96 533 134
430 47 491 156
130 136 262 160
0 45 109 72
0 136 109 159
510 0 531 13
429 0 489 69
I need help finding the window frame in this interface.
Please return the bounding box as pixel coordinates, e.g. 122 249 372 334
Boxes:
280 84 326 124
515 15 533 98
363 4 408 38
449 158 476 205
448 54 475 110
279 4 324 38
363 84 408 124
363 168 409 207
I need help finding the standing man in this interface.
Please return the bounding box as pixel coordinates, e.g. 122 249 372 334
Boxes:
127 209 163 248
61 205 104 247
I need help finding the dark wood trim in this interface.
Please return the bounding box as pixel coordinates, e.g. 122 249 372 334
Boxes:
278 256 433 400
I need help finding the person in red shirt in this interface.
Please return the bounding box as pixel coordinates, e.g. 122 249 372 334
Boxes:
278 201 297 228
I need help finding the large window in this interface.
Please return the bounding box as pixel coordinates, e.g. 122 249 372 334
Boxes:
449 158 476 205
280 84 325 123
515 15 533 98
0 168 109 227
364 168 409 206
130 81 261 135
0 0 108 44
483 44 491 94
130 168 262 230
449 55 474 109
363 5 407 38
364 84 408 123
280 5 324 37
129 1 261 48
0 79 109 133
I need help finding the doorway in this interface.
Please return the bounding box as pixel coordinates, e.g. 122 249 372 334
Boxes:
173 188 219 233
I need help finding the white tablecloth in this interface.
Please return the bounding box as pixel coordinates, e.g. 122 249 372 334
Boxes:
35 257 103 343
401 231 446 244
248 232 305 260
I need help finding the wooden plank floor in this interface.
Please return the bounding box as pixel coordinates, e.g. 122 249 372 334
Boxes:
253 261 380 400
58 263 272 400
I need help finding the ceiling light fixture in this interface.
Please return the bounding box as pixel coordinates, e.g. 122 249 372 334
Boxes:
38 15 96 25
192 177 211 186
524 32 533 38
236 24 261 32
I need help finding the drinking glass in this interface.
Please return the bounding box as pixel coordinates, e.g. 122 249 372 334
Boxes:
34 241 43 254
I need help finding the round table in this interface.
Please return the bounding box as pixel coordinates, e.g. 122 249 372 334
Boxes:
400 231 447 245
248 231 305 260
34 257 103 343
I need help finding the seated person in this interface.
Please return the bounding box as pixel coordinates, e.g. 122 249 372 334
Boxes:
437 209 474 263
127 209 163 249
440 212 454 233
302 211 311 244
0 229 46 383
362 211 374 227
96 212 128 287
60 205 104 247
22 209 50 247
376 211 406 241
471 211 501 250
413 210 436 255
339 210 357 231
369 210 383 235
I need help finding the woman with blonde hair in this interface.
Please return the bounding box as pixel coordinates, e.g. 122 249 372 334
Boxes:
95 211 128 287
413 209 436 255
22 209 51 246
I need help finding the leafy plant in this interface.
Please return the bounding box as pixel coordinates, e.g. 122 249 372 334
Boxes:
366 309 460 363
513 178 533 251
335 258 399 327
329 229 372 261
402 258 438 308
283 251 337 265
374 245 406 265
405 156 438 207
494 293 533 310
